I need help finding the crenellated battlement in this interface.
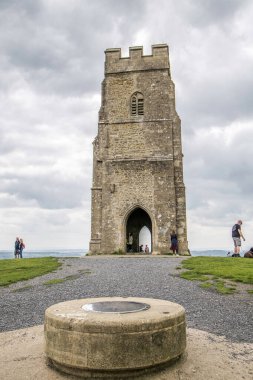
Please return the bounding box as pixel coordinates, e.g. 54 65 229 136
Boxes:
105 44 170 74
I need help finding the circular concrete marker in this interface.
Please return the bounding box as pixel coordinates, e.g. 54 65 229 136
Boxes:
45 297 186 378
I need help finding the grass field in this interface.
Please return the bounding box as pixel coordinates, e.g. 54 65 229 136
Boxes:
0 258 61 287
180 257 253 294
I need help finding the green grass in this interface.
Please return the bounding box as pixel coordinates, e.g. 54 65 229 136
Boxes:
180 257 253 294
0 258 61 287
214 280 236 294
12 285 33 292
181 257 253 283
78 269 91 274
200 282 213 289
180 271 210 282
44 278 65 285
43 275 79 286
44 272 91 286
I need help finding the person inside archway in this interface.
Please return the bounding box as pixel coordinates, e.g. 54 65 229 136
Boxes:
144 244 149 253
127 233 133 252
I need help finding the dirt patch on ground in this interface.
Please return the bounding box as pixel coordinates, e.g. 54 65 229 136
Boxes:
0 325 252 379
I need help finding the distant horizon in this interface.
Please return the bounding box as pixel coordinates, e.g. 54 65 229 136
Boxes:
0 247 229 252
0 248 88 252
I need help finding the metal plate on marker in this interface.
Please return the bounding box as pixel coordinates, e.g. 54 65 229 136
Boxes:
82 301 150 314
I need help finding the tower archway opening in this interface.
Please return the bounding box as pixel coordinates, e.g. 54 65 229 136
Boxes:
126 208 152 253
139 226 151 253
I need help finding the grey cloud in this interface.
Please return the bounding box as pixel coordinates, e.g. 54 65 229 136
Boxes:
144 0 253 140
179 69 253 131
0 0 41 14
177 0 250 27
184 124 253 230
0 0 148 96
1 172 91 209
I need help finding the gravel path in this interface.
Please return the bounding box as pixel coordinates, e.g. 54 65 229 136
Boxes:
0 256 252 343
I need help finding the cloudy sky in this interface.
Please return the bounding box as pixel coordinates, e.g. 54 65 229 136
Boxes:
1 0 253 251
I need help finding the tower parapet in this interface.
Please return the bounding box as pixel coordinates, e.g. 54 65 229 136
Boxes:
105 44 170 74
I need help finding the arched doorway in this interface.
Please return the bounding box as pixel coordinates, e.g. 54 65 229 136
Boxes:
126 207 152 253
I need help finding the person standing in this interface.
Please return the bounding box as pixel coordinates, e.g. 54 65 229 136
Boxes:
19 238 25 259
232 220 245 257
144 244 149 253
170 230 178 255
14 237 20 258
127 233 133 252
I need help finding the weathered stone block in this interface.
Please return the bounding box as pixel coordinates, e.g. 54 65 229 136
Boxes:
45 297 186 378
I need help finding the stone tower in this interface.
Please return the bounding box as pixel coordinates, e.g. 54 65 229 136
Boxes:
89 44 189 255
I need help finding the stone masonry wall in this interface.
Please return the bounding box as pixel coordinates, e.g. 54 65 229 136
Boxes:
90 45 189 254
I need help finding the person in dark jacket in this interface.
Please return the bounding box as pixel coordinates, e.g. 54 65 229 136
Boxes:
244 248 253 258
127 233 133 252
14 237 20 258
170 230 178 255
